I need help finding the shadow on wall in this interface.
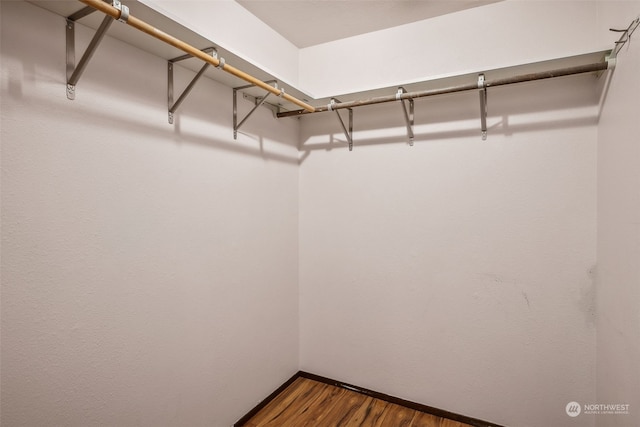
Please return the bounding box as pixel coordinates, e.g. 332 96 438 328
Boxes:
1 80 301 166
0 9 300 165
297 72 605 159
2 2 607 167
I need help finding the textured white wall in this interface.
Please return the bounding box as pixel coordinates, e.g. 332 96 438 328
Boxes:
596 2 640 426
0 2 299 426
298 75 600 427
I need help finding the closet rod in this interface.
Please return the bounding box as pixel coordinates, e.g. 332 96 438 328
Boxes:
277 61 609 118
77 0 315 113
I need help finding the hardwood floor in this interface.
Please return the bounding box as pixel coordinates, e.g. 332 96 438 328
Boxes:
241 377 475 427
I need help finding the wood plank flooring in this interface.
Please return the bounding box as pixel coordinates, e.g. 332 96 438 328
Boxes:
242 377 475 427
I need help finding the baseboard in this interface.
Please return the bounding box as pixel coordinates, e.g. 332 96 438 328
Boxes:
233 371 301 427
297 371 505 427
234 371 505 427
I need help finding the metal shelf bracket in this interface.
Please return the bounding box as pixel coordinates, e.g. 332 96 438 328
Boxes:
608 16 640 63
65 1 128 100
168 47 217 124
329 98 354 151
478 74 488 140
397 87 415 146
233 80 280 139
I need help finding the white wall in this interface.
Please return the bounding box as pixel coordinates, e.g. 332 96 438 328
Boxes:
298 75 600 426
0 2 300 426
596 2 640 426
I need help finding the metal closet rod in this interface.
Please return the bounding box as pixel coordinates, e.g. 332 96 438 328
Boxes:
277 61 609 118
77 0 315 113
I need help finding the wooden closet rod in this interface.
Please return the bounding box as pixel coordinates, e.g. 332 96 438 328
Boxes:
277 61 610 118
78 0 315 112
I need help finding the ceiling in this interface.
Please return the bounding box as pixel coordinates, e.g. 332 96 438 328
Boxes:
236 0 502 48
